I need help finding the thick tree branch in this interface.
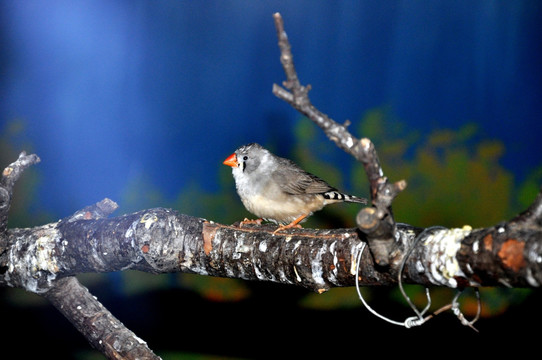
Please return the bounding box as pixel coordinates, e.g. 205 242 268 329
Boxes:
43 276 160 359
2 189 541 357
38 198 159 358
1 157 541 357
2 164 159 358
3 204 541 293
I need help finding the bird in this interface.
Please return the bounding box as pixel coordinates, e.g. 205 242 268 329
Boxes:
223 143 367 232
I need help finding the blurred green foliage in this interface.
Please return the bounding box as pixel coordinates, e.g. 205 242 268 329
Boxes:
352 108 516 228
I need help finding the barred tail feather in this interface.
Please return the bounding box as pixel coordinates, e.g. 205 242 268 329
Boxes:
323 191 367 204
344 194 368 204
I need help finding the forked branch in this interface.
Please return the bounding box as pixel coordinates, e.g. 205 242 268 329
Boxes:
272 12 406 266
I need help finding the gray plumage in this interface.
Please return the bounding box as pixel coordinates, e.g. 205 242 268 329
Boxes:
224 143 367 227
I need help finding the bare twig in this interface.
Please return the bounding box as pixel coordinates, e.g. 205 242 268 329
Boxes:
0 151 41 189
0 152 40 248
272 12 405 266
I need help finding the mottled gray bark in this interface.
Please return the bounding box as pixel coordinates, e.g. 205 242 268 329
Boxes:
44 276 160 360
3 203 541 293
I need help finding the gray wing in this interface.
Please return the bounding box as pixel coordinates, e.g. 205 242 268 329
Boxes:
271 158 336 195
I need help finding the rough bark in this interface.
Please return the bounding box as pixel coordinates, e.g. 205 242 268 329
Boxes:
2 204 541 294
0 207 393 293
43 276 160 360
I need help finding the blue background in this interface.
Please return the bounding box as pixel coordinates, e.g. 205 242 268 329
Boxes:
1 1 541 218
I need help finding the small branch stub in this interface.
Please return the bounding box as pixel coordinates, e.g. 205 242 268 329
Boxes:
1 152 41 237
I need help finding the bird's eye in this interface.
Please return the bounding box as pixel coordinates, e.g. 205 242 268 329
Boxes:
243 156 248 161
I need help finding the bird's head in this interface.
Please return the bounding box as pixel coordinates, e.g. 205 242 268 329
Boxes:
223 143 265 174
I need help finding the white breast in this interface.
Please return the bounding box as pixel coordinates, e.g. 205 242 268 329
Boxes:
241 192 326 224
231 152 327 224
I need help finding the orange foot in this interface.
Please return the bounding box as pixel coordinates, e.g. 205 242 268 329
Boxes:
273 214 308 234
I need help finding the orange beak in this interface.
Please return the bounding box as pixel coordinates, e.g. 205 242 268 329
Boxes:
223 153 239 167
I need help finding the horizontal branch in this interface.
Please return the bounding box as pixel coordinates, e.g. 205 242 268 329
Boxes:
2 204 541 295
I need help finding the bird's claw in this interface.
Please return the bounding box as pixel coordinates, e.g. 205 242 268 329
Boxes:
239 218 263 227
272 223 302 234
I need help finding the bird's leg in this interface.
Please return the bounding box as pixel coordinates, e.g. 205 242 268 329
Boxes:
273 214 307 234
239 218 263 227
